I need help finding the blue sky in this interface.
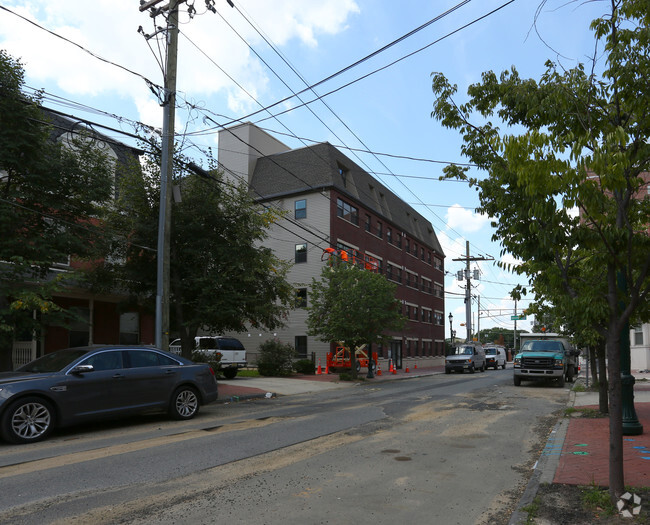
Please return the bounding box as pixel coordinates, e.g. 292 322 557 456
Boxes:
0 0 610 340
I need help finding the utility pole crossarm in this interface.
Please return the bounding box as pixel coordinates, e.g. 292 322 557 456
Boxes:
452 242 493 342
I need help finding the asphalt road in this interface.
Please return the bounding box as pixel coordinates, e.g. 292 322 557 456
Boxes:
0 368 569 525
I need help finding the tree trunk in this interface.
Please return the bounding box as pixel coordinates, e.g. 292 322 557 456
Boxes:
588 345 598 385
349 346 358 379
171 274 195 360
606 332 624 502
597 341 608 414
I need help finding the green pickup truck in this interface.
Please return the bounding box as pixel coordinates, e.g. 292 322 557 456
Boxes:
513 335 580 387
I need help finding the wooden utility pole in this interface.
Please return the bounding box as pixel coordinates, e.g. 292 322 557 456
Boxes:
453 241 492 342
140 0 180 350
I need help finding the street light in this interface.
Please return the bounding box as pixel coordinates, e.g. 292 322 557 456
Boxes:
448 313 454 345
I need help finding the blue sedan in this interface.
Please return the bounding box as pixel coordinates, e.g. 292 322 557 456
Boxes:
0 345 219 444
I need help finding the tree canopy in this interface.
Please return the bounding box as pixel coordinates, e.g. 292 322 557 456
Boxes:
431 0 650 499
99 149 294 359
0 50 115 369
307 258 405 378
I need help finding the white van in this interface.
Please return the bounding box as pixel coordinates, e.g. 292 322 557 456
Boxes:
484 345 507 370
445 344 486 374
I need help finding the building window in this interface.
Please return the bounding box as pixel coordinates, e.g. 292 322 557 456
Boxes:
365 214 371 232
387 228 392 244
295 199 306 219
405 239 410 253
336 198 358 226
376 222 383 238
338 163 349 187
396 233 402 249
405 305 410 319
119 312 139 345
296 288 307 308
412 242 417 256
634 326 644 346
421 247 425 260
295 243 307 263
396 267 402 283
427 251 432 264
386 265 394 281
295 336 308 358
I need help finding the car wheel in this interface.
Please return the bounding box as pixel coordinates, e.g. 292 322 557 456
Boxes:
514 376 521 386
469 364 475 374
356 361 361 373
223 368 238 379
557 374 566 388
170 387 200 420
502 363 507 370
566 366 574 383
1 397 55 444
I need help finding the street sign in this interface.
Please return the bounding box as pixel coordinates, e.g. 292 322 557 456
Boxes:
511 315 526 320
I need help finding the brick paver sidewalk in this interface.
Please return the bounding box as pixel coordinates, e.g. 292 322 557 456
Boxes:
554 402 650 487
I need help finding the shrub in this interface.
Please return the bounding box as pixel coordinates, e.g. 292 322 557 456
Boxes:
192 350 222 372
257 339 296 377
294 359 315 375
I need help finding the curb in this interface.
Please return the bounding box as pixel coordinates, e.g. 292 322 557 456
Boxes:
217 392 277 403
508 383 579 524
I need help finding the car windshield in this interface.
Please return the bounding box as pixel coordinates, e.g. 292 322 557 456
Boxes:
17 348 90 373
521 341 565 353
485 348 497 355
452 347 474 355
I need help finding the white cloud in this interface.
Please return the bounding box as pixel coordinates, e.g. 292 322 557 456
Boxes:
446 204 489 233
0 0 360 114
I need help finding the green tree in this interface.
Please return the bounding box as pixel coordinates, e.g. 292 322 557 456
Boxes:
0 51 114 370
100 149 294 359
431 1 650 500
307 259 406 379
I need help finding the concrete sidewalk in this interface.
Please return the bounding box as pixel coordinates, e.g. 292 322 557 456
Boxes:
217 364 443 401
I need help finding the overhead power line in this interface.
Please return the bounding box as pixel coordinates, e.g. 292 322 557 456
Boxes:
0 5 163 95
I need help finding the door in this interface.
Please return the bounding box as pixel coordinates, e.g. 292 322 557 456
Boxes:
60 349 126 421
390 341 403 370
115 349 181 411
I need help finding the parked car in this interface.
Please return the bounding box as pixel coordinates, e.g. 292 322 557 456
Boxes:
0 345 218 444
484 345 507 369
169 336 247 379
445 344 486 374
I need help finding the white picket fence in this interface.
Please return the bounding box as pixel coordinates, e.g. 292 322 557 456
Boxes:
12 340 37 369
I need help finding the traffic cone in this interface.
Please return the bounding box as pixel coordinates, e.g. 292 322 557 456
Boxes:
389 359 394 373
414 363 417 370
317 359 322 375
376 362 382 376
392 361 397 374
405 366 410 373
325 363 330 374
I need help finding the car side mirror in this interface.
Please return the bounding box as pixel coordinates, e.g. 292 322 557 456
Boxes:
70 364 94 375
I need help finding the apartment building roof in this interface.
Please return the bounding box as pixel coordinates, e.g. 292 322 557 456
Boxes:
250 142 444 255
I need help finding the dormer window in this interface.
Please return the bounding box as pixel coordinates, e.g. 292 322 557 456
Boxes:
337 163 349 187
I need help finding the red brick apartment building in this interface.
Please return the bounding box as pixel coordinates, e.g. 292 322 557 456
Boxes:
218 123 446 368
